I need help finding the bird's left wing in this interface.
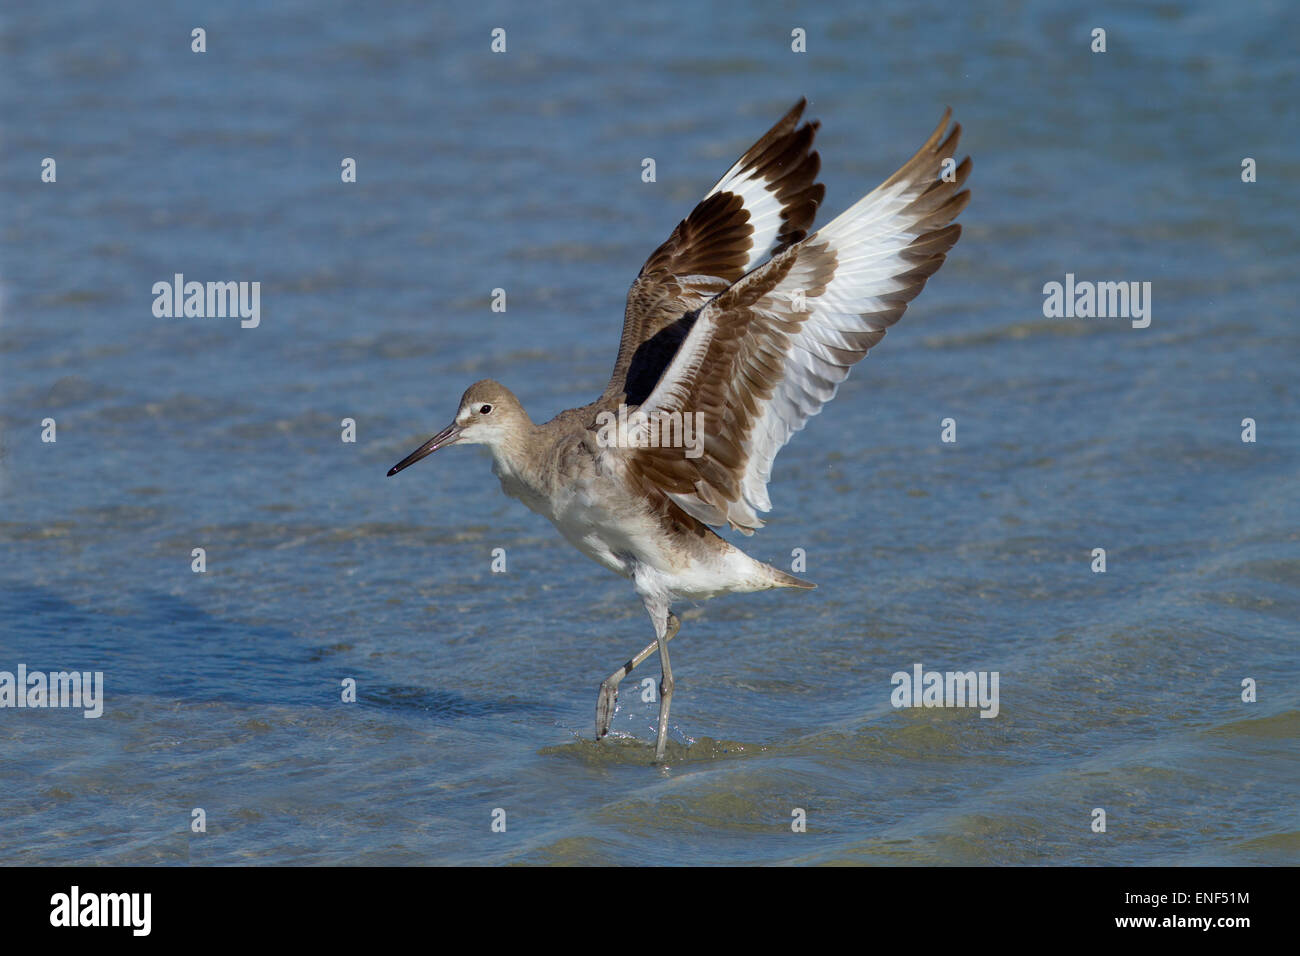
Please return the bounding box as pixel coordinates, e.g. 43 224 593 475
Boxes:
621 110 971 533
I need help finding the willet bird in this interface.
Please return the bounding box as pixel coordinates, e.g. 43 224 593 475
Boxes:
389 99 969 759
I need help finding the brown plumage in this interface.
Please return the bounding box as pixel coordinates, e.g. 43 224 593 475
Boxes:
621 108 969 533
604 98 825 408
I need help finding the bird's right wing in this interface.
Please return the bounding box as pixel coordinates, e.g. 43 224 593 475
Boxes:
602 98 825 406
623 110 971 533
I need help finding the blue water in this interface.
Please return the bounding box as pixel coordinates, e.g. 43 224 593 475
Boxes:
1 0 1296 864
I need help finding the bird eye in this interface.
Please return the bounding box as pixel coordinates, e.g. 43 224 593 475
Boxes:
479 404 493 415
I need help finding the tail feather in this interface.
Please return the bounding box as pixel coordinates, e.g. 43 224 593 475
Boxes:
766 564 816 589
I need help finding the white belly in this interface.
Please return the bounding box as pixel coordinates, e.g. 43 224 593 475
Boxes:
494 451 779 601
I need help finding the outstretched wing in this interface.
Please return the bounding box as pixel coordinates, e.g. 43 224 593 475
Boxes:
623 110 971 533
603 98 825 406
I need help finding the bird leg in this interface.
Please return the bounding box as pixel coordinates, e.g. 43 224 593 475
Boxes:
595 612 679 740
654 615 675 761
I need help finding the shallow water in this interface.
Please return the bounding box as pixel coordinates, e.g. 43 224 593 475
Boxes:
1 0 1296 865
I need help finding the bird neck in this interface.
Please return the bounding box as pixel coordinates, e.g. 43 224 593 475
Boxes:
486 416 543 487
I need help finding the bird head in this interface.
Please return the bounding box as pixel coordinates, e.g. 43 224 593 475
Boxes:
387 379 527 476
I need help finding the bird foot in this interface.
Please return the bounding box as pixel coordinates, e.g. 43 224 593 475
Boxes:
595 681 619 739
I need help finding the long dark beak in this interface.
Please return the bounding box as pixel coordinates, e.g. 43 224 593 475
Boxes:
387 423 462 476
